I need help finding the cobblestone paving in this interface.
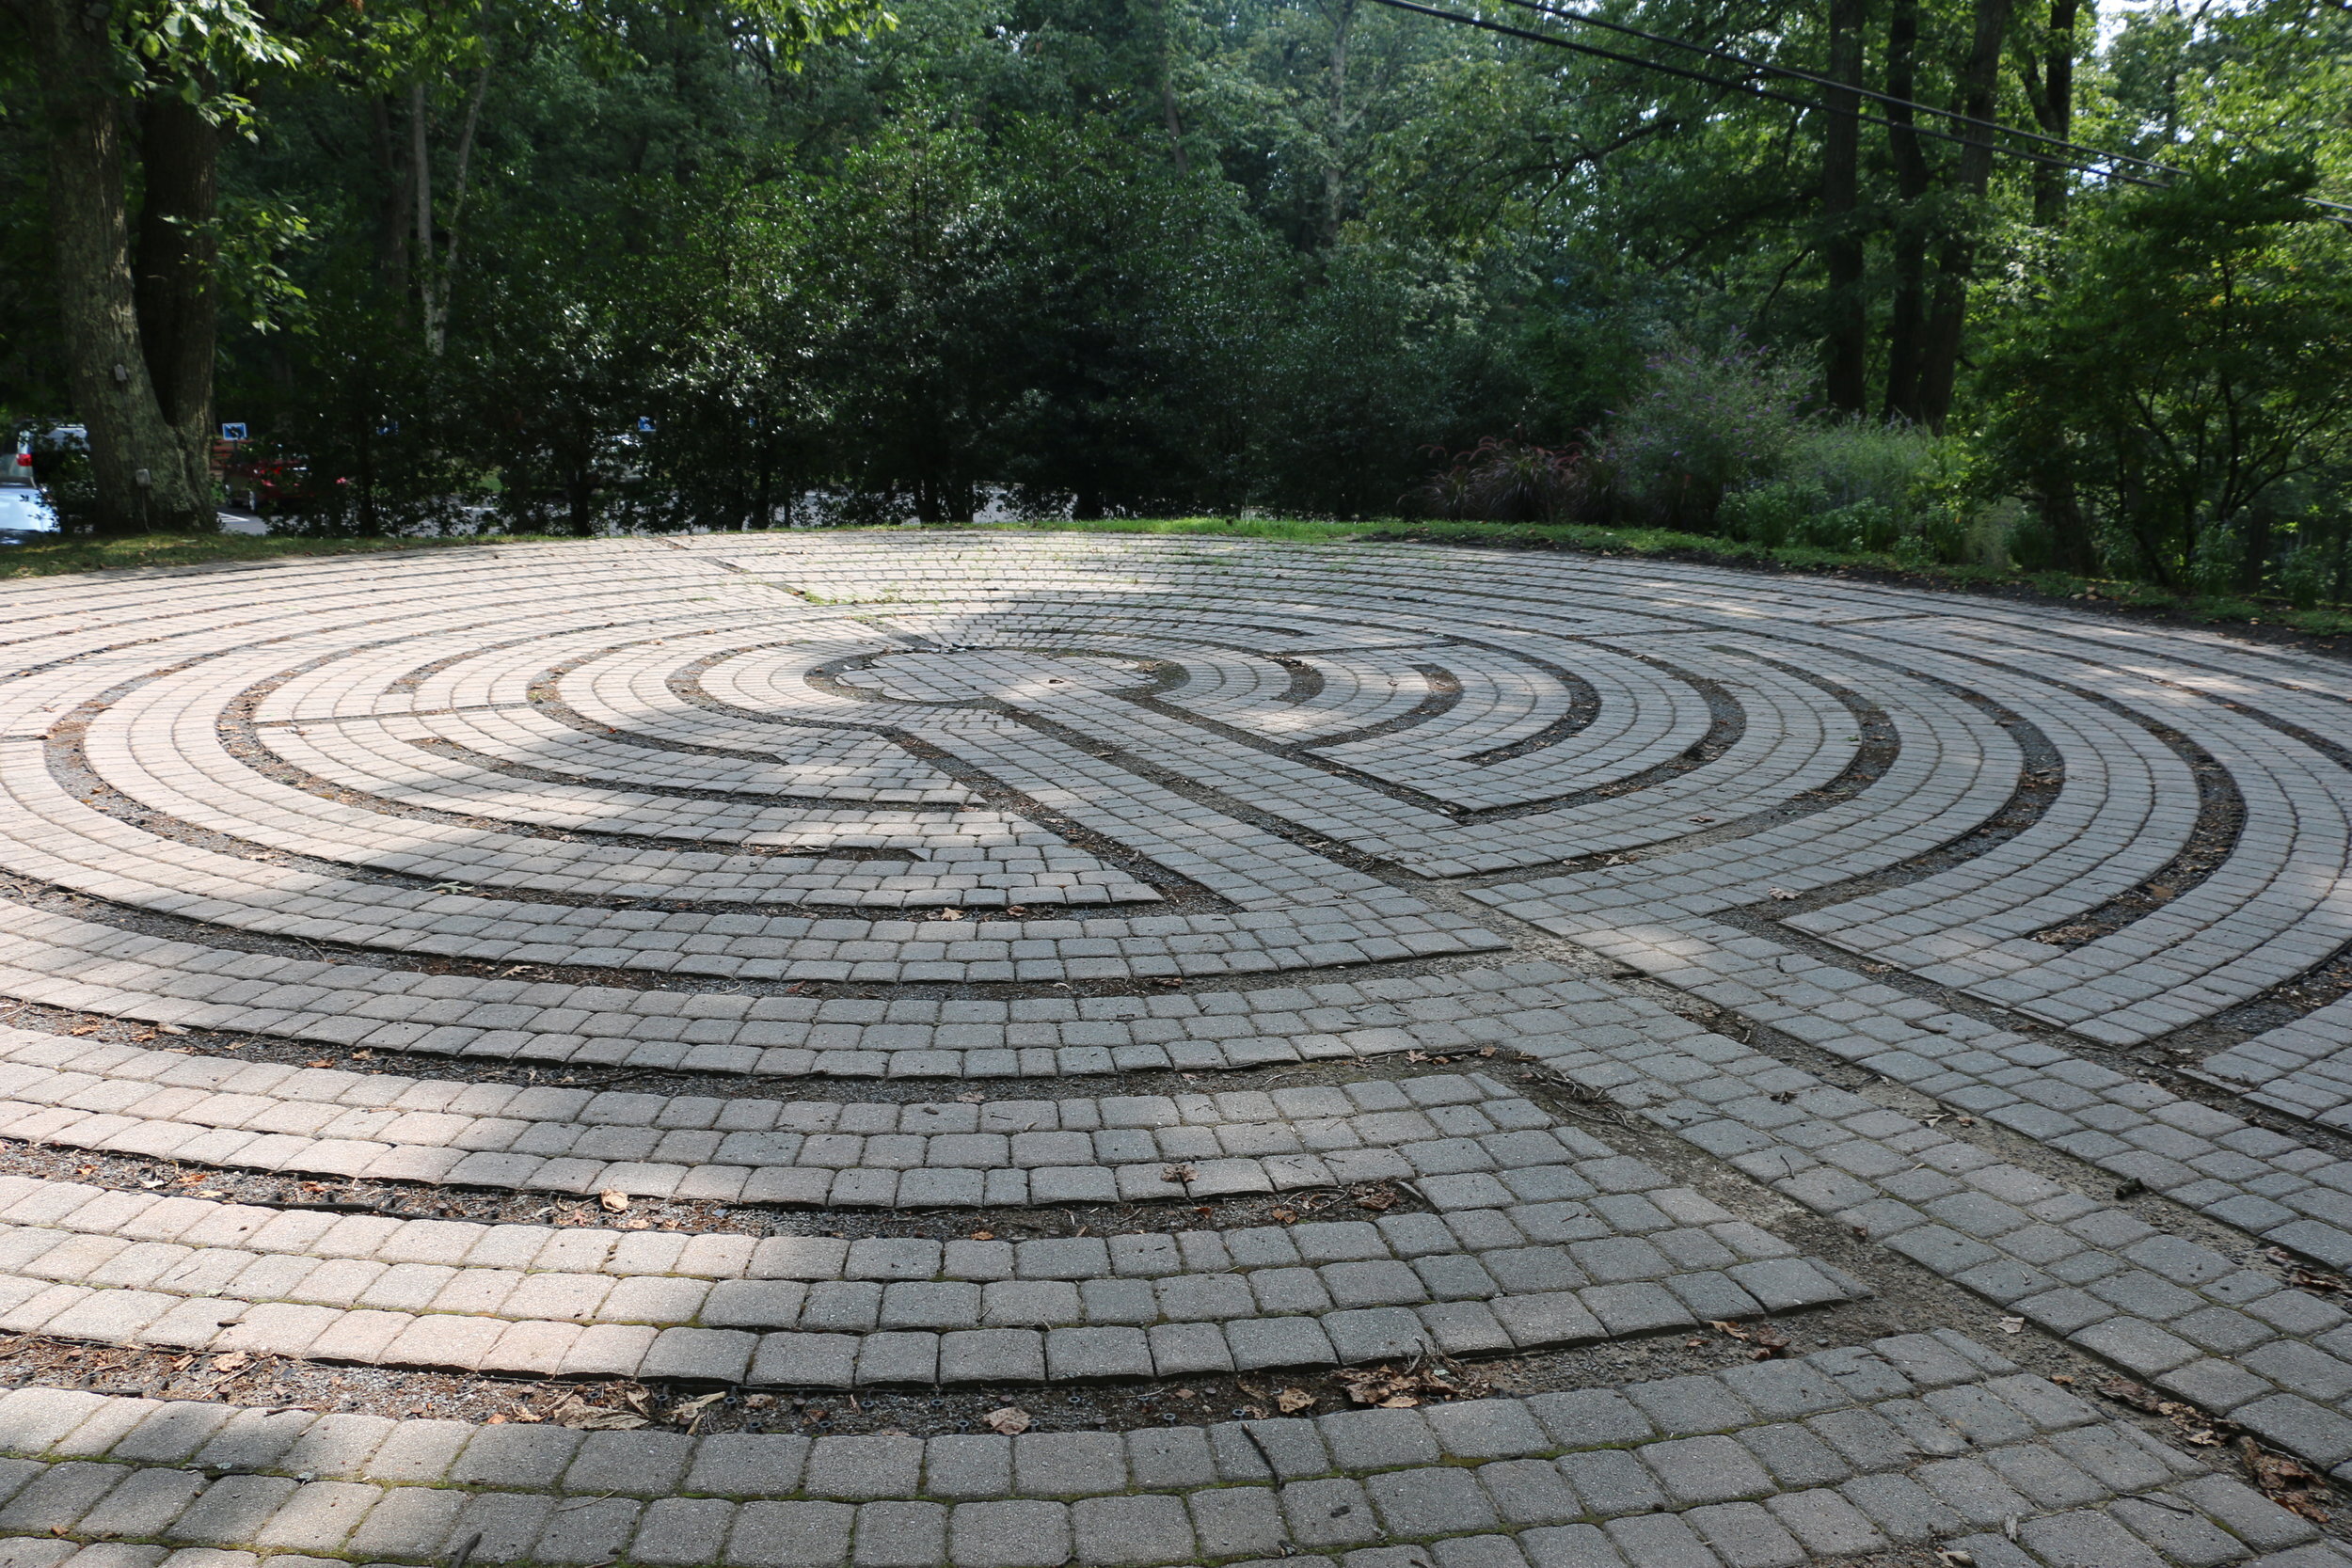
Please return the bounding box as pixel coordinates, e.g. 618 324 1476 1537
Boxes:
8 531 2352 1566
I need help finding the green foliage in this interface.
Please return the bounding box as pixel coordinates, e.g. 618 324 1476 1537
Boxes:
1413 435 1588 522
6 0 2350 555
2282 546 2330 610
1605 336 1812 530
212 198 314 334
1788 422 1937 515
1717 481 1812 547
1979 153 2352 588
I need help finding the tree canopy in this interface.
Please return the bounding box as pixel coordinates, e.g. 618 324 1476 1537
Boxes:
4 0 2350 588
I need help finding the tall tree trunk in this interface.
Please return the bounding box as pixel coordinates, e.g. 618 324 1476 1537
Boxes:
2018 0 2080 225
411 82 435 350
1321 0 1357 245
351 400 380 537
370 95 412 296
36 0 208 532
2239 508 2271 594
1881 0 1931 422
423 63 491 355
1821 0 1868 414
1157 0 1189 173
1914 0 2013 430
135 93 221 525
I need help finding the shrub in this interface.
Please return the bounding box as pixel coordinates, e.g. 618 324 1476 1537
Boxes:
2282 546 2329 610
1915 505 1971 565
1718 480 1820 546
1809 499 1901 553
1411 435 1588 522
1607 334 1811 530
2189 524 2245 597
1786 421 1937 514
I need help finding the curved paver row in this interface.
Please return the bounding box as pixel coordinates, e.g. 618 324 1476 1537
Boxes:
10 532 2352 1567
3 1332 2331 1568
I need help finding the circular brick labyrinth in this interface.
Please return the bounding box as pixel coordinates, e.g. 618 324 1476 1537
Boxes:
6 533 2352 1568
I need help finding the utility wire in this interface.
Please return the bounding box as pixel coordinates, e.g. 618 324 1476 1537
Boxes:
1361 0 2157 181
1362 0 2352 224
1495 0 2173 176
1489 0 2352 214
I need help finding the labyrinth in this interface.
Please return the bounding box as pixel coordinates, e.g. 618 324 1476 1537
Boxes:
7 531 2352 1568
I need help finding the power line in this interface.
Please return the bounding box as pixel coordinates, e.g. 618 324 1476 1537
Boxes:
1362 0 2352 224
1497 0 2165 175
1490 0 2352 214
1361 0 2155 179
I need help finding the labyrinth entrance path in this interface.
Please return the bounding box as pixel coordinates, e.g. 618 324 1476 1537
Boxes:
6 531 2352 1568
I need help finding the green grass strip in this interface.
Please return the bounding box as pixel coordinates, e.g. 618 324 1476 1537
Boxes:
0 531 543 579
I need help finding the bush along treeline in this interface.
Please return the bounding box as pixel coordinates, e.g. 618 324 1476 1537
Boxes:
1 0 2348 610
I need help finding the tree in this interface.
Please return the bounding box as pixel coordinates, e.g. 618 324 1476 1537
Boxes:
18 0 292 531
2014 0 2081 227
1820 0 1867 413
3 0 880 534
1982 155 2352 584
1912 0 2012 429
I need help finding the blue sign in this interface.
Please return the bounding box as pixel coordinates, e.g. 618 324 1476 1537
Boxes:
637 417 657 433
219 422 248 442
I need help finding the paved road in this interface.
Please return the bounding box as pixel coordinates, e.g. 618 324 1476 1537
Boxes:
1 531 2350 1567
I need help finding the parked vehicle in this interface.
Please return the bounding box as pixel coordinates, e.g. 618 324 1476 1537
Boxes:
27 425 87 486
7 432 33 486
221 450 313 512
0 485 60 542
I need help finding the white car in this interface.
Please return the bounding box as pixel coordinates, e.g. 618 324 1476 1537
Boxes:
6 432 33 486
0 485 60 542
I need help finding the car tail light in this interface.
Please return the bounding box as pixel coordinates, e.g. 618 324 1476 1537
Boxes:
12 454 27 467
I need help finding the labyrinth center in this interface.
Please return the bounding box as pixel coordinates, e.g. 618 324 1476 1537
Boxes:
5 532 2352 1567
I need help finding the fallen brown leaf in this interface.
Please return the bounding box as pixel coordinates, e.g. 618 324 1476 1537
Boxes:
1708 1320 1791 1358
2290 1265 2352 1299
1335 1361 1492 1408
983 1406 1032 1435
2240 1437 2331 1520
548 1394 650 1431
1275 1387 1317 1414
2101 1379 2249 1450
598 1189 630 1212
670 1391 727 1431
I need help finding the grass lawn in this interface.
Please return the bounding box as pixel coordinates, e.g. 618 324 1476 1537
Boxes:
0 531 544 578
